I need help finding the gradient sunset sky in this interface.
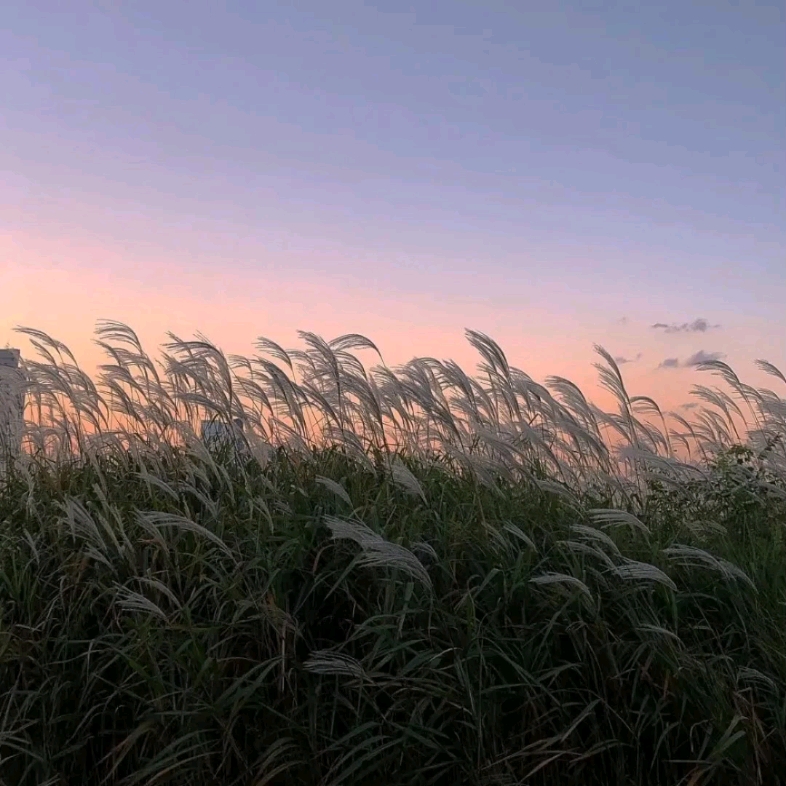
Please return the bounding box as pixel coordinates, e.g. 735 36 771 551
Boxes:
2 0 784 415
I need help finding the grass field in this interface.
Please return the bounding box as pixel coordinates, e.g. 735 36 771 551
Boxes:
0 322 784 785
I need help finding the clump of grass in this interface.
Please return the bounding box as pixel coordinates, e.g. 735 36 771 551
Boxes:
0 322 784 785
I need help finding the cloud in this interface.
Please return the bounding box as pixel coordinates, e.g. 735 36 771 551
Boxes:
685 350 725 366
651 318 720 334
680 402 699 410
657 349 725 369
614 352 642 365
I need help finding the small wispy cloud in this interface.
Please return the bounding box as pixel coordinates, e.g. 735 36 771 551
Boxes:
651 318 720 334
658 357 680 369
685 350 724 366
614 352 642 365
657 350 725 370
680 402 699 410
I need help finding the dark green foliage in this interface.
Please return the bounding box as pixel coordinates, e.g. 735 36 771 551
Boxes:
1 445 784 786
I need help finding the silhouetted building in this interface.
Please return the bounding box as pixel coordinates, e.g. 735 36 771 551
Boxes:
0 349 24 461
200 417 248 457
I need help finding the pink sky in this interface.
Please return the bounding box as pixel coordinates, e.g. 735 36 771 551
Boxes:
3 224 783 432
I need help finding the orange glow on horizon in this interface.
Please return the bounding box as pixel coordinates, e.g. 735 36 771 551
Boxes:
3 226 777 454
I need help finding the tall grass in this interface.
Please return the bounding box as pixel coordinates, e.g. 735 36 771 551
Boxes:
0 322 784 785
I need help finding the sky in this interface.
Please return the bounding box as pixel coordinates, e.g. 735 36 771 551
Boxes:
1 0 784 421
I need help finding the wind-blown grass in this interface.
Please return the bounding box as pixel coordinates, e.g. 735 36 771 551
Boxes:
0 322 784 785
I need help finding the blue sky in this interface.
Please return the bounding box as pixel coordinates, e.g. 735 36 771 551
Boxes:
1 0 784 409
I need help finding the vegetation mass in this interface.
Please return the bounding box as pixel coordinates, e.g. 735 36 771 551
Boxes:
0 322 784 785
